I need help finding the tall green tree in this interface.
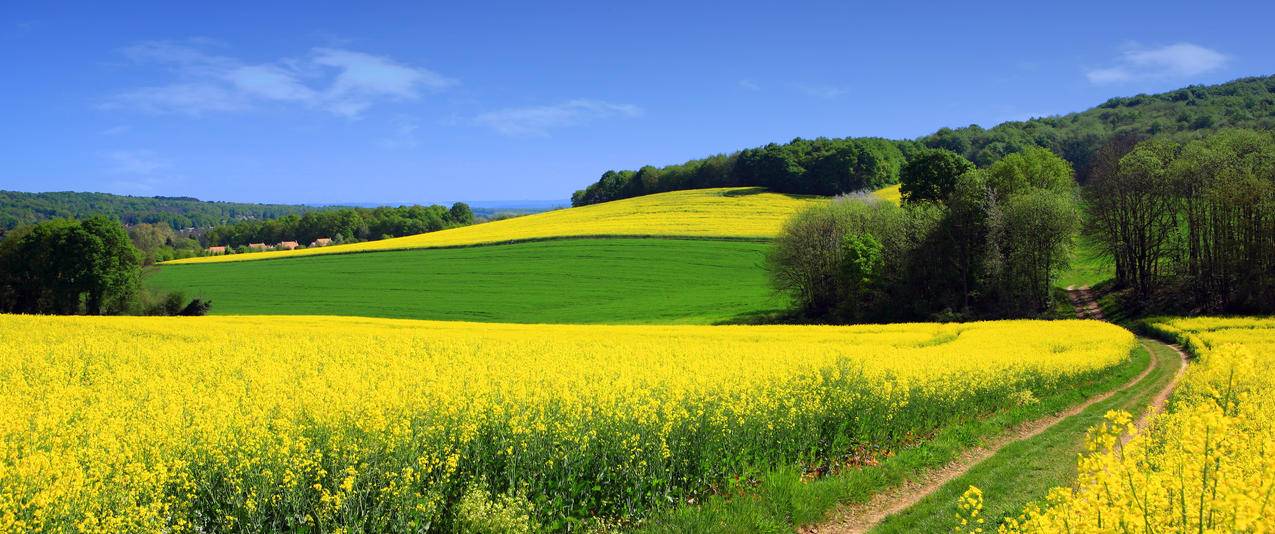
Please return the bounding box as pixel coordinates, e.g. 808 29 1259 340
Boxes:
899 149 975 204
0 217 141 315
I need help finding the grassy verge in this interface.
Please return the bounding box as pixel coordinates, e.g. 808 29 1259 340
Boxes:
634 344 1150 533
1054 234 1115 290
146 238 782 324
870 339 1181 532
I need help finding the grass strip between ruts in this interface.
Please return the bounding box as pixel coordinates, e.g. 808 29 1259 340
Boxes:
636 342 1151 533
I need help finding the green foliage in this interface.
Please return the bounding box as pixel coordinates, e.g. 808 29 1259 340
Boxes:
449 202 475 225
770 148 1079 322
918 75 1275 177
146 238 783 324
0 190 331 232
203 203 473 248
573 137 906 206
1088 128 1275 312
0 216 142 314
573 75 1275 206
899 149 975 203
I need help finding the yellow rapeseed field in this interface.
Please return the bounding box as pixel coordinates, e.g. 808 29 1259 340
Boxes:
163 187 823 265
0 315 1132 532
871 184 902 204
995 316 1275 533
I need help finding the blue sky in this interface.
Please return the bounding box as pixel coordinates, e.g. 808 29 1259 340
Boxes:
2 1 1273 204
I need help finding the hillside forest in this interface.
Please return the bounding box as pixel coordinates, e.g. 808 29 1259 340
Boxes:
573 75 1275 205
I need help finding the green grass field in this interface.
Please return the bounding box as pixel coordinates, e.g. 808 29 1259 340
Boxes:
1055 234 1115 289
146 237 783 324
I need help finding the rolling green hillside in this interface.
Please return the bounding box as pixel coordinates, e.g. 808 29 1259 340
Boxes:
146 238 782 324
163 187 820 264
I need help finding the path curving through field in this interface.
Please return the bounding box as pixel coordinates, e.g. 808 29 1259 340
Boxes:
802 290 1189 534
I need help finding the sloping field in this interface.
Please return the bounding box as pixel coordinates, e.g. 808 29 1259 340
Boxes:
164 187 821 265
0 315 1134 531
146 238 780 324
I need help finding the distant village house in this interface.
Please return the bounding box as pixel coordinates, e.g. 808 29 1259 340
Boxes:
248 243 268 251
206 246 227 255
276 241 300 250
311 237 333 247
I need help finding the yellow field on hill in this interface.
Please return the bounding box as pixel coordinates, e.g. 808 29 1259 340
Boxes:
0 314 1133 531
872 183 902 204
1000 316 1275 533
164 187 823 264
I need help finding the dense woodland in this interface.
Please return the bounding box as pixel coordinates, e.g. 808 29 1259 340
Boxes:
0 216 205 316
573 75 1275 205
1087 129 1275 312
0 191 497 263
571 137 910 205
769 147 1078 322
0 190 332 232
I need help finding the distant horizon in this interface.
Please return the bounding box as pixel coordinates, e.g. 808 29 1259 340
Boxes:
1 187 571 209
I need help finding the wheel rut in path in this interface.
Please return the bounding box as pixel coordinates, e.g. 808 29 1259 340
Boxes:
800 339 1166 534
801 288 1188 534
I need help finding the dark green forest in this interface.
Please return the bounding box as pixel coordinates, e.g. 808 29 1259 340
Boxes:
0 190 335 233
573 74 1275 205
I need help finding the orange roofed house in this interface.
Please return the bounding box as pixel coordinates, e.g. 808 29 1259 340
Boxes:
206 246 227 255
248 243 268 251
276 241 300 250
310 237 333 247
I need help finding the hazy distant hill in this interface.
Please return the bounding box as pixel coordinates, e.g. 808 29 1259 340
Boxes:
0 190 340 231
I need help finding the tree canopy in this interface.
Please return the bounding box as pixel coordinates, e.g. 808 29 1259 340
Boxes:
574 74 1275 205
768 147 1079 322
899 149 975 203
0 216 142 315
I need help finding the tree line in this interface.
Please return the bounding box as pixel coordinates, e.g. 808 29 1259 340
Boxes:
571 137 914 206
573 75 1275 207
1087 129 1275 313
0 190 334 233
768 147 1079 322
921 75 1275 179
0 216 207 316
202 203 473 249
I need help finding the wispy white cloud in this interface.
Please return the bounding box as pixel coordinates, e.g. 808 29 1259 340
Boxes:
377 116 421 149
100 124 132 136
103 149 171 175
795 83 848 99
313 48 456 118
475 99 642 137
1086 43 1229 85
738 79 761 91
104 41 456 118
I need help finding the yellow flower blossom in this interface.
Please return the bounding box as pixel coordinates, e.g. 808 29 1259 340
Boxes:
0 314 1132 531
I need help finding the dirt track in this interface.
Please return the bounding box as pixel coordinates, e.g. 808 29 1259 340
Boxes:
801 287 1187 534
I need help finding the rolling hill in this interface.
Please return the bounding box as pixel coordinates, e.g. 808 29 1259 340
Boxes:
148 186 832 323
162 187 821 265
